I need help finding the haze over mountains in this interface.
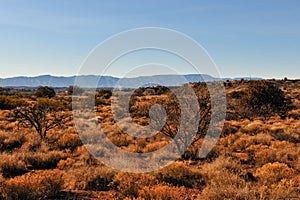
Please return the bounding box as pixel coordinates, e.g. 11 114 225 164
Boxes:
0 74 261 88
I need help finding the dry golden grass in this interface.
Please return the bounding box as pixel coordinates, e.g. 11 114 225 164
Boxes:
138 184 196 200
111 172 156 198
0 80 300 199
64 166 115 191
0 153 28 178
255 162 295 185
201 170 253 200
155 161 204 189
0 169 64 200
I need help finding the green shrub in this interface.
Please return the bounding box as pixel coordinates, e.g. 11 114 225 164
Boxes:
35 86 56 98
67 85 84 95
98 89 112 99
240 81 292 119
0 96 25 110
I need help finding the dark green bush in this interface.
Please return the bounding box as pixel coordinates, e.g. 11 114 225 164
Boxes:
240 81 292 119
98 89 112 99
35 86 56 98
67 85 84 95
0 96 24 110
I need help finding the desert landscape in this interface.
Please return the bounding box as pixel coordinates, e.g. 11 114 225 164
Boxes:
0 79 299 199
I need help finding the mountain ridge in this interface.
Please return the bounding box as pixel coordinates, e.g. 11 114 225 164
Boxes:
0 74 262 88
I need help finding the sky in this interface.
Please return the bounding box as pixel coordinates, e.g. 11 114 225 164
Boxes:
0 0 300 79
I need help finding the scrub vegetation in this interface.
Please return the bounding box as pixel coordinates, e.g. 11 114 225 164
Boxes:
0 79 299 199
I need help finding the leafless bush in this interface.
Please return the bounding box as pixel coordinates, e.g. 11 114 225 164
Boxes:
13 98 69 139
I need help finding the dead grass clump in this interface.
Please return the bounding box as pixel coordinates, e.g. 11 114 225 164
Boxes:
19 136 42 152
57 133 82 151
57 157 76 170
231 133 272 152
85 167 115 191
252 141 299 169
73 146 100 166
240 120 265 135
64 166 115 191
255 162 294 185
0 154 28 178
201 170 253 200
201 153 255 200
144 141 168 152
109 133 132 147
1 169 64 200
24 151 67 170
111 172 156 198
221 121 240 136
201 156 243 180
0 173 5 194
0 131 26 152
138 184 182 200
155 162 204 188
258 179 299 200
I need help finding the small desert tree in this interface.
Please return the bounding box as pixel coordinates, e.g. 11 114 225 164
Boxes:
151 84 212 160
13 98 68 139
240 81 292 120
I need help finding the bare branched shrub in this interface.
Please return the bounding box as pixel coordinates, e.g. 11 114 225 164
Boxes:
13 98 69 139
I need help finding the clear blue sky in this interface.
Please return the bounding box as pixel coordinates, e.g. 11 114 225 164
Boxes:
1 0 300 79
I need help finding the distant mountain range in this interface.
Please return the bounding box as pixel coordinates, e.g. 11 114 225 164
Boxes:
0 74 262 88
